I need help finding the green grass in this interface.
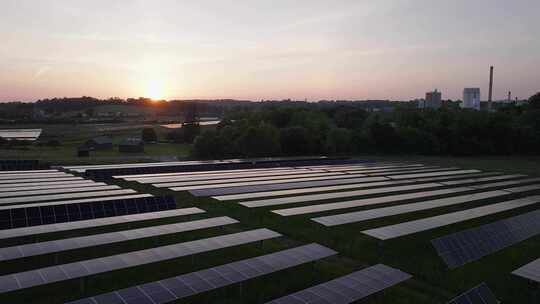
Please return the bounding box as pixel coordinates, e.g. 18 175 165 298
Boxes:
0 123 191 165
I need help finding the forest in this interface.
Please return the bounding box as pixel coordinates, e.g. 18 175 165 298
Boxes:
193 93 540 158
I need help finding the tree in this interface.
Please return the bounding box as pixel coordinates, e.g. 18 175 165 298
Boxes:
325 128 353 155
529 92 540 109
237 123 281 157
142 128 158 143
280 126 310 156
182 123 200 143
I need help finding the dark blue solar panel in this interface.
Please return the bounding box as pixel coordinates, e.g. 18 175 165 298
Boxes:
0 160 43 171
0 195 176 230
432 209 540 268
447 283 498 304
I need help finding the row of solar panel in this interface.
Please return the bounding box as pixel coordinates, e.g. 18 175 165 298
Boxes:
309 183 540 227
0 160 45 171
193 172 498 197
362 195 540 240
115 163 419 180
68 260 411 304
270 180 540 217
433 208 540 268
0 229 282 293
0 195 177 229
82 158 366 179
214 174 525 201
0 216 239 261
167 169 483 192
447 282 498 304
156 166 455 189
125 165 436 185
0 207 205 240
0 189 139 205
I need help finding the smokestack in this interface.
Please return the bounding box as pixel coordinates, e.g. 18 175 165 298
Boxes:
488 66 493 111
508 91 511 102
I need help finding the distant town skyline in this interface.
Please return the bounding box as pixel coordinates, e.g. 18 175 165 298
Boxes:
1 0 539 102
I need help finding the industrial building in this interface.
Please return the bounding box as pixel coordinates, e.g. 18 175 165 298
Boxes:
462 88 481 110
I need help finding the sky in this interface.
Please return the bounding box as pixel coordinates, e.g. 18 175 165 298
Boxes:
0 0 539 102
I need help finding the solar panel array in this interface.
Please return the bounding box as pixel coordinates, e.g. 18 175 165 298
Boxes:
2 160 539 303
433 208 540 268
0 160 43 170
194 172 497 197
0 216 239 261
271 187 474 216
312 190 510 227
0 195 177 229
266 264 412 304
362 196 540 240
66 243 338 304
0 207 205 240
0 229 281 293
446 282 498 304
64 157 362 179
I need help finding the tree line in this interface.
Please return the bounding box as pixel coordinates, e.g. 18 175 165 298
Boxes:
193 93 540 158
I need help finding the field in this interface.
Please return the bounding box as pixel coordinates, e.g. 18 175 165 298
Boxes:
0 123 191 164
1 158 540 303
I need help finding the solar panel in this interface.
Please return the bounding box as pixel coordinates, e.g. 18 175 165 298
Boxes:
0 228 281 293
447 282 498 304
355 166 446 176
213 180 412 201
0 177 84 185
0 195 176 230
432 209 540 269
469 178 540 190
0 185 121 198
65 243 336 304
0 207 204 240
195 176 392 197
0 172 72 180
116 166 305 180
241 183 444 208
502 184 540 193
313 190 509 227
321 164 424 172
122 168 322 183
0 189 137 205
160 166 435 185
0 216 239 261
192 172 497 197
266 264 411 304
389 170 481 180
362 195 540 240
155 172 350 187
63 160 228 172
272 187 473 216
0 169 59 174
439 174 527 186
168 173 371 191
512 258 540 283
0 194 153 211
0 181 105 192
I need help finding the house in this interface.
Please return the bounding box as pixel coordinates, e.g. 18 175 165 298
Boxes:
77 144 91 157
85 136 113 150
119 138 144 153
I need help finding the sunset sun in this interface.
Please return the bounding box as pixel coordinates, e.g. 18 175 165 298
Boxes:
145 80 165 100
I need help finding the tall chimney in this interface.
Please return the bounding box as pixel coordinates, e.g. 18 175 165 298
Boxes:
508 91 511 102
488 66 494 111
